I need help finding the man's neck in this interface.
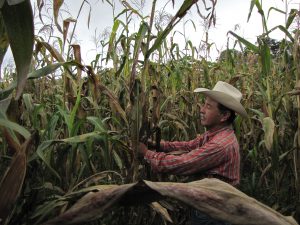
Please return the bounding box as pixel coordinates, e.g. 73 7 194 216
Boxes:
206 123 231 132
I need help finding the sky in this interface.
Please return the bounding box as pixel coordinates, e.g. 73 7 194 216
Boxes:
2 0 298 69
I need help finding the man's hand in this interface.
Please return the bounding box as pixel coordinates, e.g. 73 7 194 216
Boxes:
138 142 148 157
147 139 157 150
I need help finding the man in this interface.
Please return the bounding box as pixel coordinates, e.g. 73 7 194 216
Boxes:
138 81 247 225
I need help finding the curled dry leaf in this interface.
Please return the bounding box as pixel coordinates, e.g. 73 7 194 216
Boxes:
43 179 297 225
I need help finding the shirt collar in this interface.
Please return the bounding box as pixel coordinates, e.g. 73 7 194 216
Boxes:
205 125 233 139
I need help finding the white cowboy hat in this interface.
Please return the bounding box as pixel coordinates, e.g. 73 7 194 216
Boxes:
194 81 248 118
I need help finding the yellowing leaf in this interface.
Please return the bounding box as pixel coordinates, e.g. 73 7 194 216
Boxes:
263 117 275 152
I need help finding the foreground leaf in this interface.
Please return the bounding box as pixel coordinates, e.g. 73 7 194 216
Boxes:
0 134 34 223
1 0 34 99
43 179 297 225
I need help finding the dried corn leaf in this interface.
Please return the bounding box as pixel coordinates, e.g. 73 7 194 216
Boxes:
43 179 297 225
0 135 33 222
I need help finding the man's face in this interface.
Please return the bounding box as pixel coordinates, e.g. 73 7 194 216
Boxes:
200 97 228 130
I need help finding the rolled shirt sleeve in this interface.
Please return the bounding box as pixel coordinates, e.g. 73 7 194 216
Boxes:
160 135 204 152
144 126 240 185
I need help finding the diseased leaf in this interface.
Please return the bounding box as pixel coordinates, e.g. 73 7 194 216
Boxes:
35 39 65 62
63 17 76 45
53 0 64 33
43 179 297 225
70 44 82 79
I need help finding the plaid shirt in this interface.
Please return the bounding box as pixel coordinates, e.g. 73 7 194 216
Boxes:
144 126 240 186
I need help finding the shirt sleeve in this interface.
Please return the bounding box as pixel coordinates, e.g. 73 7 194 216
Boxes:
144 140 227 175
160 135 204 152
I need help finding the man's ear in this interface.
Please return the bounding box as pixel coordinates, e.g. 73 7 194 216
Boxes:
220 111 230 122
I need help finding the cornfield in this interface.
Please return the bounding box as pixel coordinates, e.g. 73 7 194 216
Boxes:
0 0 300 224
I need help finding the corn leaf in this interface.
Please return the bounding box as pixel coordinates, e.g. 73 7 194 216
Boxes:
43 179 297 225
36 140 61 180
267 7 285 19
0 145 26 222
262 117 275 152
228 31 259 53
286 9 298 29
259 39 271 77
53 0 63 33
1 0 34 99
0 118 30 139
146 0 198 59
264 25 294 42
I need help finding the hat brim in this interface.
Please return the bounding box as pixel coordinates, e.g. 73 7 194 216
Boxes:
194 88 248 118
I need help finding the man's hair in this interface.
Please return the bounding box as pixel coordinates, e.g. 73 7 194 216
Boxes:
217 103 236 124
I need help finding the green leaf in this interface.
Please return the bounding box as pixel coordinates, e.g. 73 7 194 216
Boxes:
61 132 104 143
0 110 30 139
0 118 30 139
133 22 148 60
23 93 33 112
264 25 294 42
228 31 259 53
106 19 120 63
0 96 11 114
286 9 298 29
146 0 197 59
87 116 107 132
28 63 63 79
0 82 16 101
247 0 256 22
43 114 59 140
36 140 61 180
68 84 82 136
28 61 82 79
267 7 285 19
254 0 267 32
259 39 271 77
1 0 34 99
112 150 123 170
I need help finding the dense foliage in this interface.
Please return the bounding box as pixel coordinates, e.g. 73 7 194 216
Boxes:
0 0 299 224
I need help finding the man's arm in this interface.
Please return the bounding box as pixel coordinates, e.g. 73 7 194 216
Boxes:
148 135 204 153
141 140 228 175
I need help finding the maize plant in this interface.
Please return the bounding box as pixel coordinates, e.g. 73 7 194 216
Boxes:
0 0 299 224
